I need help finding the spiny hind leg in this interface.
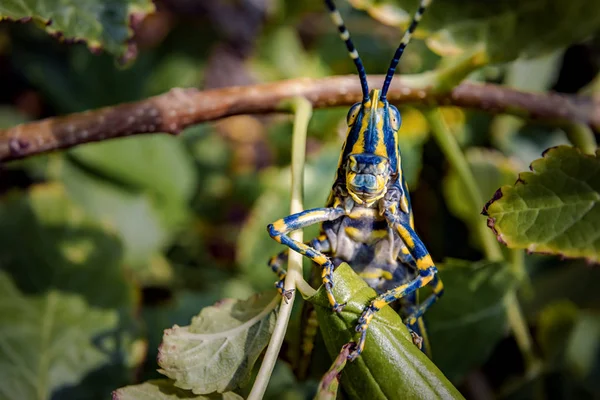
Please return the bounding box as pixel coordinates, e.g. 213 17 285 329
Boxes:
350 267 436 360
349 215 438 360
267 235 331 301
404 274 444 326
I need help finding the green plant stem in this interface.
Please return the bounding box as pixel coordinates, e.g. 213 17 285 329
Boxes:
425 108 503 262
564 123 597 155
425 108 540 373
248 97 314 400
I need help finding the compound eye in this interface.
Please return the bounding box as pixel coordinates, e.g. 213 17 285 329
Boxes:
389 105 402 131
346 102 362 126
348 157 358 171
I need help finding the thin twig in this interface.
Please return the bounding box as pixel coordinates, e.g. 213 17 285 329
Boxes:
247 97 313 400
1 74 598 163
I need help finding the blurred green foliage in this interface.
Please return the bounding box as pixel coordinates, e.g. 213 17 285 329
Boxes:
0 0 599 399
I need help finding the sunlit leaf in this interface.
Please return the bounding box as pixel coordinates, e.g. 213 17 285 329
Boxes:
253 26 331 81
0 182 132 309
426 259 517 383
51 157 171 270
141 289 224 380
309 264 464 400
0 0 155 62
351 0 600 63
483 146 600 262
113 379 243 400
69 135 197 218
0 270 119 399
158 292 279 394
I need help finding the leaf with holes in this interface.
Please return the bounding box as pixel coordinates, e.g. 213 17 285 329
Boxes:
0 270 119 399
157 292 278 394
0 0 155 63
349 0 600 63
483 146 600 263
309 264 464 400
112 379 243 400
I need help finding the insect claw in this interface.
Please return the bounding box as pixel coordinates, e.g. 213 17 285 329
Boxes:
282 289 295 303
333 302 346 313
409 330 423 349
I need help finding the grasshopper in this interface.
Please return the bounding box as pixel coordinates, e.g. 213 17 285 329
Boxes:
267 0 442 361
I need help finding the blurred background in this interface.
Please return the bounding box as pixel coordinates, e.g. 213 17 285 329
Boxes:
0 0 599 399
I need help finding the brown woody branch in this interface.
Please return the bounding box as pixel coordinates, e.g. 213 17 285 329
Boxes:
0 75 598 163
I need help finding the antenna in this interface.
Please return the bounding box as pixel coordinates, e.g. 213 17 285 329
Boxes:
380 0 432 100
324 0 370 100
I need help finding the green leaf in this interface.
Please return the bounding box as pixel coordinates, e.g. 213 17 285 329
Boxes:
564 311 600 386
0 0 155 62
113 380 243 400
426 259 517 383
483 146 600 263
157 292 279 394
141 289 224 380
537 300 579 366
69 135 197 213
351 0 600 63
253 26 331 81
443 148 519 249
398 107 431 189
0 182 132 309
536 301 600 393
0 270 119 400
52 157 171 270
0 106 28 129
309 264 464 400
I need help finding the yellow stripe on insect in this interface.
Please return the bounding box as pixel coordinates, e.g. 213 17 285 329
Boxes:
373 299 387 309
396 224 415 248
272 219 286 232
340 30 350 40
350 49 359 59
433 278 444 293
313 254 328 264
359 269 393 280
416 254 434 271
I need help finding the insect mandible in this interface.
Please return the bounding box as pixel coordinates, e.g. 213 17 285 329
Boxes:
267 0 443 361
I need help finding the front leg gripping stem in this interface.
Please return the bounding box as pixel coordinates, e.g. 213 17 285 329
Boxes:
268 207 346 312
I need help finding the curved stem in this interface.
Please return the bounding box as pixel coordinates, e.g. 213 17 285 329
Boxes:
425 108 503 262
247 97 313 400
425 108 540 373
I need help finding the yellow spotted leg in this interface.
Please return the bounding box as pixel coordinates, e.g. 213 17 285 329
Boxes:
348 209 441 360
268 207 346 312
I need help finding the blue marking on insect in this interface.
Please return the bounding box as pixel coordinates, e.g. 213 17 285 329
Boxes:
267 0 441 362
